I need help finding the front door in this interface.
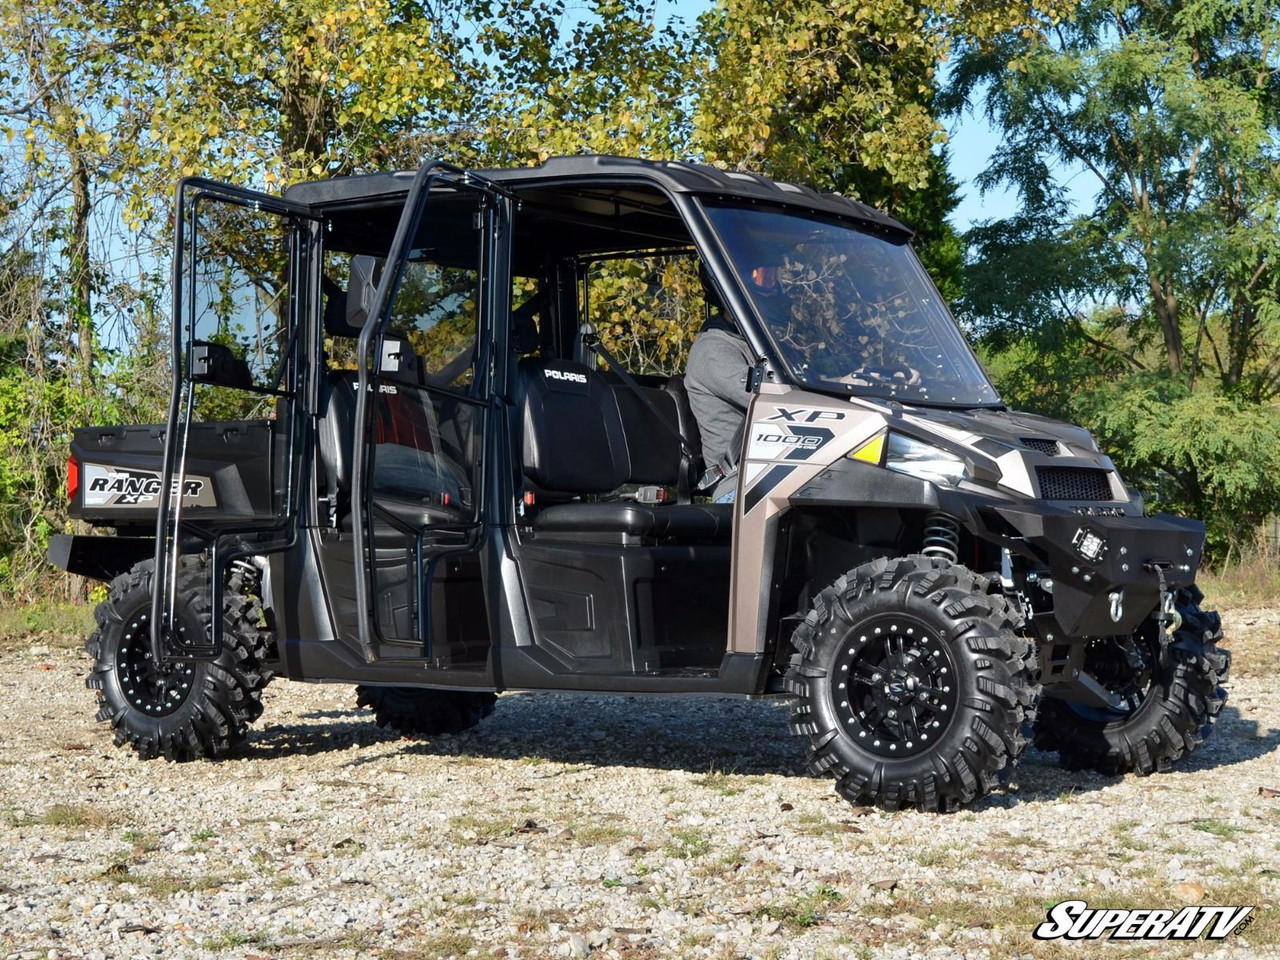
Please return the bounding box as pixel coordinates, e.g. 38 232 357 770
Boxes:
352 170 504 666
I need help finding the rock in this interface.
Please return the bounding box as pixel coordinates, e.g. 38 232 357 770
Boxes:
568 933 590 957
589 928 612 947
1171 882 1206 904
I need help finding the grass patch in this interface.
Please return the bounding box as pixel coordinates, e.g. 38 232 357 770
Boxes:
694 846 745 879
122 829 162 851
1199 554 1280 678
1207 877 1280 946
1200 550 1280 608
200 931 270 950
679 930 715 948
1191 819 1249 839
570 822 631 846
448 812 518 843
691 766 761 797
40 804 115 829
384 933 477 958
757 884 843 931
115 870 235 897
912 846 961 868
665 829 711 860
512 907 569 936
0 600 94 648
329 838 366 858
791 811 866 838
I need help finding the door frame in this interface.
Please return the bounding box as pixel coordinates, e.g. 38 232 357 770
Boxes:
152 178 317 662
350 161 511 662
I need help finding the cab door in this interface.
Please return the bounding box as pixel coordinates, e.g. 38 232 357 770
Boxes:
152 179 318 660
351 168 507 666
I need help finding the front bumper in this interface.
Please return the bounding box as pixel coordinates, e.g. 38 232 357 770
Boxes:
993 506 1204 638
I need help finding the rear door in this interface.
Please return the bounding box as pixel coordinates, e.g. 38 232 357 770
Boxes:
152 179 318 659
352 168 507 665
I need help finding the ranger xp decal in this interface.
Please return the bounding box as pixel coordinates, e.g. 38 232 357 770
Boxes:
83 464 217 508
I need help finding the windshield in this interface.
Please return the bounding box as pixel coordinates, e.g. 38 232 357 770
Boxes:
703 205 1000 407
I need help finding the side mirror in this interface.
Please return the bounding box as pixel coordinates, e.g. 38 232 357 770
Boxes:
346 255 381 332
190 341 253 389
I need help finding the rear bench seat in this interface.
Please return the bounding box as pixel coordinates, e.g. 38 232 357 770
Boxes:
518 358 732 543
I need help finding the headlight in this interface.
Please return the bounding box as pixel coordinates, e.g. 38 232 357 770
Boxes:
883 432 968 486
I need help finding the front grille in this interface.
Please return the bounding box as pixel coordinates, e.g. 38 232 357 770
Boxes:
1037 466 1114 501
1019 437 1059 456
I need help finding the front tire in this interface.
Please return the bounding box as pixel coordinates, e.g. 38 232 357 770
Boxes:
356 685 496 736
86 559 272 761
786 556 1039 812
1034 586 1229 775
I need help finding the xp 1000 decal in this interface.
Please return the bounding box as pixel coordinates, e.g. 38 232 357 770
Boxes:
747 406 848 463
82 464 217 508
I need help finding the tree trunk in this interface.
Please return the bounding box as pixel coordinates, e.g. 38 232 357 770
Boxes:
68 147 93 387
1150 273 1183 376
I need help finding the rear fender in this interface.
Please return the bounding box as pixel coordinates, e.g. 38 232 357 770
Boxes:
48 534 156 583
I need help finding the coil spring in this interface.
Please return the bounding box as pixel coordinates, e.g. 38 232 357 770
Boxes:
922 512 960 563
229 558 260 587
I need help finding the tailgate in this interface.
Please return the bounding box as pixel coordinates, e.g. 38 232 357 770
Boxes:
71 421 276 526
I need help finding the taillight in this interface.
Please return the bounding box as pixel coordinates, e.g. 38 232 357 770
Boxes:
67 456 79 501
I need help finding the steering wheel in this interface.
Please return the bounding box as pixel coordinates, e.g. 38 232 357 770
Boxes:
847 364 922 388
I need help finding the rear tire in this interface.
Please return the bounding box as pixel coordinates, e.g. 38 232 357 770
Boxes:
785 556 1039 812
86 558 272 761
356 685 496 736
1034 585 1229 775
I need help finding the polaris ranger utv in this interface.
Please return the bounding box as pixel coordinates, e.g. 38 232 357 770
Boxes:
49 156 1229 812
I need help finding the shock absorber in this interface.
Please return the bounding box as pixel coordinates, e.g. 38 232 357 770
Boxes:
922 512 961 563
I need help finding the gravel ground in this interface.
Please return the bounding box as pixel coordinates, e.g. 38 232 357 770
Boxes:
1 613 1278 960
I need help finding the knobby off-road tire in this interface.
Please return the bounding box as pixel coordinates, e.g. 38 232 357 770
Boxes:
1034 585 1229 775
786 556 1039 813
86 558 273 761
355 685 497 736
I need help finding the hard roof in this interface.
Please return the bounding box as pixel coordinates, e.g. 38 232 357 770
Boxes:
284 155 912 238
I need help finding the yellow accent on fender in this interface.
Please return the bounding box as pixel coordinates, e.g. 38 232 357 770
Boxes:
850 432 886 465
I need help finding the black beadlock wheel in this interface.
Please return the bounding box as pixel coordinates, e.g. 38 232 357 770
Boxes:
86 559 273 761
1034 585 1230 775
785 555 1040 813
356 685 496 736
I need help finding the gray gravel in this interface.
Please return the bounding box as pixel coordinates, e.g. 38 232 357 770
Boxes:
1 619 1278 960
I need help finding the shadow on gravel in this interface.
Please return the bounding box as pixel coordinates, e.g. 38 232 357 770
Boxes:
969 704 1279 811
244 695 1276 799
381 693 812 776
297 709 367 720
249 693 811 777
248 719 401 758
1175 705 1280 772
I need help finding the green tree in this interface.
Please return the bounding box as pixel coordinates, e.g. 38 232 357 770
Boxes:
949 0 1280 392
100 0 481 220
952 0 1280 553
693 0 1077 300
468 0 705 164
